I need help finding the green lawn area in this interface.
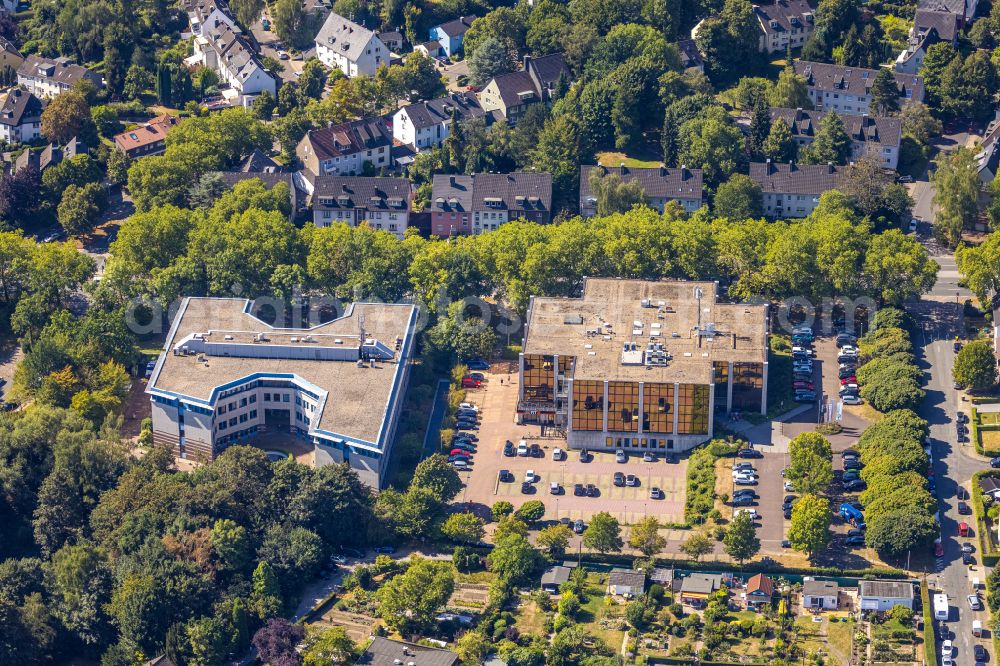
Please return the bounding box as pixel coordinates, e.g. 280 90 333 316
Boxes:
596 151 663 169
515 600 547 638
793 616 830 658
578 574 627 651
982 430 1000 454
980 412 1000 426
827 618 855 662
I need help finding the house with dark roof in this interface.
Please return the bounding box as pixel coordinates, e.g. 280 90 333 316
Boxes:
976 122 1000 184
315 12 388 77
859 580 915 611
429 16 475 57
182 0 236 37
431 172 553 236
770 108 902 169
918 0 977 24
0 37 24 74
579 165 704 216
608 569 646 597
978 475 1000 498
239 148 280 173
11 137 85 175
309 175 411 237
802 579 840 609
415 40 445 59
113 115 179 159
680 573 724 607
0 88 42 144
745 573 775 608
792 61 923 115
191 20 277 98
296 118 393 176
392 92 491 151
17 56 103 99
378 30 405 52
479 54 571 123
754 0 816 54
749 160 847 218
541 565 572 593
357 637 459 666
677 39 704 72
895 10 960 74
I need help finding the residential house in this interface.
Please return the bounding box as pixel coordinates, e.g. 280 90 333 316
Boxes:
11 137 85 175
308 175 411 237
192 21 277 98
238 147 280 173
979 476 1000 499
0 88 42 144
415 41 445 59
429 16 475 58
315 12 388 78
217 171 306 220
430 171 553 236
17 56 103 99
608 569 646 597
754 0 816 54
859 580 916 612
680 573 724 607
749 160 847 218
650 568 676 589
479 54 570 123
378 30 405 52
801 579 840 609
770 107 902 169
0 37 24 74
895 10 960 74
183 0 237 37
541 565 572 594
677 39 704 72
918 0 978 25
579 164 704 216
392 92 490 151
113 115 179 159
975 121 1000 184
296 118 393 177
745 574 775 608
792 61 923 115
357 637 459 666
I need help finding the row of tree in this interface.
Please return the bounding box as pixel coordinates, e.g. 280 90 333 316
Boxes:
856 308 924 413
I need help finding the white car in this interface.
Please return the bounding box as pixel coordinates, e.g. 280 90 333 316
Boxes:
277 49 289 59
942 657 953 666
840 345 858 355
734 475 759 486
458 403 478 412
733 469 759 478
549 482 562 494
735 508 759 520
941 640 953 656
842 394 863 405
968 594 982 610
552 447 565 461
524 470 536 483
516 441 528 457
616 449 627 463
791 346 813 356
784 480 794 491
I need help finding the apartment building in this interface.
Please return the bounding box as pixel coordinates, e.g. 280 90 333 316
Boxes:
749 160 847 218
147 297 418 489
16 56 103 98
771 108 902 169
479 54 570 123
296 118 392 176
315 12 388 77
310 175 411 237
792 61 923 115
0 88 42 144
754 0 816 54
392 92 490 151
192 21 277 98
517 279 769 452
894 10 960 74
430 172 552 236
578 165 704 217
113 115 178 158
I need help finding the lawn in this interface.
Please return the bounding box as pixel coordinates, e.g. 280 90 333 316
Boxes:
515 599 547 638
578 574 627 651
980 412 1000 426
980 429 1000 454
827 617 856 663
596 151 663 169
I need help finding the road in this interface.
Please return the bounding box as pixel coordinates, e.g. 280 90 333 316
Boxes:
250 13 308 84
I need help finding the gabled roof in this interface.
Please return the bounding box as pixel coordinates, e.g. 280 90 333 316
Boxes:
770 108 901 148
747 573 775 597
397 92 488 130
914 9 961 41
316 12 382 62
431 172 553 214
541 565 571 586
0 88 42 127
754 0 816 35
918 0 973 20
113 115 178 152
239 148 280 173
792 60 923 102
608 568 646 589
681 573 724 595
526 53 570 90
749 160 846 195
358 637 459 666
580 165 704 202
677 39 703 69
17 55 102 89
487 54 570 110
217 171 300 196
979 475 1000 494
312 175 410 210
0 36 22 59
802 579 839 596
304 118 392 161
435 15 475 38
859 580 915 599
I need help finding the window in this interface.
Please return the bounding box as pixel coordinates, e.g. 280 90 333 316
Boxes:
607 382 639 432
264 393 270 401
229 417 237 427
283 394 290 403
571 380 604 431
240 398 247 407
523 354 554 401
250 409 257 419
642 383 674 433
250 395 256 404
733 362 764 411
676 384 710 435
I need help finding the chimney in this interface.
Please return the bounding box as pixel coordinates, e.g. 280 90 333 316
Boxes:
681 164 688 179
765 157 772 174
449 175 456 186
827 161 834 173
789 160 795 170
523 54 531 70
660 164 666 176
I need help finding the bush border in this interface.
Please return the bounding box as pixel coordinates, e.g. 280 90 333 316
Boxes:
920 579 937 666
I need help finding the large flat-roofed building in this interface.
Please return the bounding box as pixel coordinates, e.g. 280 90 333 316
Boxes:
147 297 418 488
518 279 768 453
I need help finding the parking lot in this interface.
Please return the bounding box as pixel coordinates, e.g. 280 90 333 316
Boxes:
455 367 688 526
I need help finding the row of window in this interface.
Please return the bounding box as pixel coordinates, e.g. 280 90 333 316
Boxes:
218 409 258 430
605 436 675 450
218 394 257 415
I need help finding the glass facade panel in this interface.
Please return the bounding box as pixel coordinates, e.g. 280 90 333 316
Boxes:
732 362 764 412
571 380 604 431
714 362 729 412
523 354 554 401
607 381 640 432
677 383 710 434
642 382 674 434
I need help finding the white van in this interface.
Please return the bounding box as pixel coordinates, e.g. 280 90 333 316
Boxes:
934 593 949 621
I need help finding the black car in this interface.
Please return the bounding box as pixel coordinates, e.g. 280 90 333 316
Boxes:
529 443 543 458
958 412 969 424
733 489 758 499
498 469 514 482
845 535 866 547
842 449 859 459
843 459 862 470
959 501 971 515
586 483 599 497
963 542 976 554
613 471 626 487
783 507 792 519
573 483 586 496
836 333 857 347
963 552 975 565
844 479 867 491
955 340 963 352
992 457 1000 469
503 441 515 457
733 495 754 507
521 482 533 494
974 645 988 663
455 421 478 430
0 402 15 412
737 448 763 459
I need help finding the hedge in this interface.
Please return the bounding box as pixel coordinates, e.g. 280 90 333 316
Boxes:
972 407 985 457
648 659 766 666
972 471 1000 566
920 580 937 666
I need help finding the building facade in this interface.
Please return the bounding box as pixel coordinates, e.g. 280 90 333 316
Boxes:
311 175 411 237
147 297 418 489
191 21 277 98
315 12 388 77
749 160 846 218
113 115 178 158
392 92 489 151
517 279 769 453
17 55 103 98
895 10 960 74
754 0 816 54
771 108 901 169
793 61 923 115
430 172 552 236
296 118 393 176
479 54 570 123
0 88 42 144
428 16 475 57
579 165 704 216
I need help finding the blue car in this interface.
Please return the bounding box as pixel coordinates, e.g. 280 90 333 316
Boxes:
466 358 490 370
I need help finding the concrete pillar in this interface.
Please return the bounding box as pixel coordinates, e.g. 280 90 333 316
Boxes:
517 353 525 402
761 361 769 415
637 382 644 437
672 383 680 435
727 361 734 414
707 382 715 439
602 380 609 434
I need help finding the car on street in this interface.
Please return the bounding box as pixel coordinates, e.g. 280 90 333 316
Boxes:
466 359 490 370
991 457 1000 469
957 412 969 423
963 542 975 553
963 552 974 565
650 487 663 499
573 519 585 534
844 479 867 491
959 501 971 515
616 449 627 463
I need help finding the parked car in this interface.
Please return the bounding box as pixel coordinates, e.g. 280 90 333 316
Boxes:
614 472 626 486
733 462 756 471
733 495 754 507
959 501 971 515
517 441 528 457
845 535 866 547
498 469 514 482
794 391 817 402
524 470 537 483
842 449 859 459
521 481 532 494
990 457 1000 469
549 482 563 495
579 448 590 462
458 402 479 411
585 483 599 497
838 367 857 379
842 395 863 405
969 594 983 610
374 546 395 554
908 218 918 232
467 372 486 382
957 412 969 423
466 359 490 370
737 448 763 459
460 377 481 388
842 469 860 482
954 340 963 353
625 474 639 487
529 443 543 458
974 645 987 663
793 381 815 391
449 448 471 458
843 459 862 470
650 487 664 499
836 333 857 347
503 441 515 456
643 451 656 462
963 552 975 565
552 447 565 461
735 476 759 486
616 449 627 463
733 489 758 499
573 519 585 534
844 479 867 491
574 483 586 496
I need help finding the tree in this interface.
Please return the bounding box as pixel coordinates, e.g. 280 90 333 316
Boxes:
748 95 771 158
454 631 491 666
679 532 714 562
769 65 812 109
588 169 647 216
933 147 980 248
801 111 850 165
661 109 679 166
865 507 937 555
411 454 463 501
788 494 832 559
862 229 938 305
57 183 104 237
628 516 666 558
253 618 305 666
231 0 266 29
302 625 357 665
954 340 997 391
441 513 486 544
377 557 455 637
272 0 309 48
106 148 130 186
123 65 154 100
488 533 539 584
250 561 283 620
491 501 514 521
299 58 329 101
582 512 623 553
537 524 573 556
678 107 746 187
515 500 546 524
870 68 901 116
41 91 95 145
901 102 941 145
723 511 760 563
714 174 763 220
468 36 517 86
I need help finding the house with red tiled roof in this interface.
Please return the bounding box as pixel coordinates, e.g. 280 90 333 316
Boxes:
113 115 178 159
746 573 775 608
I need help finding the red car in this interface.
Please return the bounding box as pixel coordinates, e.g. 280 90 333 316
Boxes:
461 377 481 388
793 381 815 391
450 448 469 457
840 376 857 385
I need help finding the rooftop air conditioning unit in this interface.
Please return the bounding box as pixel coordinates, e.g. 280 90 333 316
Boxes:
224 335 234 340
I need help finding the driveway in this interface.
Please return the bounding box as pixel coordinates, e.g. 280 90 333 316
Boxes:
441 60 470 93
251 14 306 84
